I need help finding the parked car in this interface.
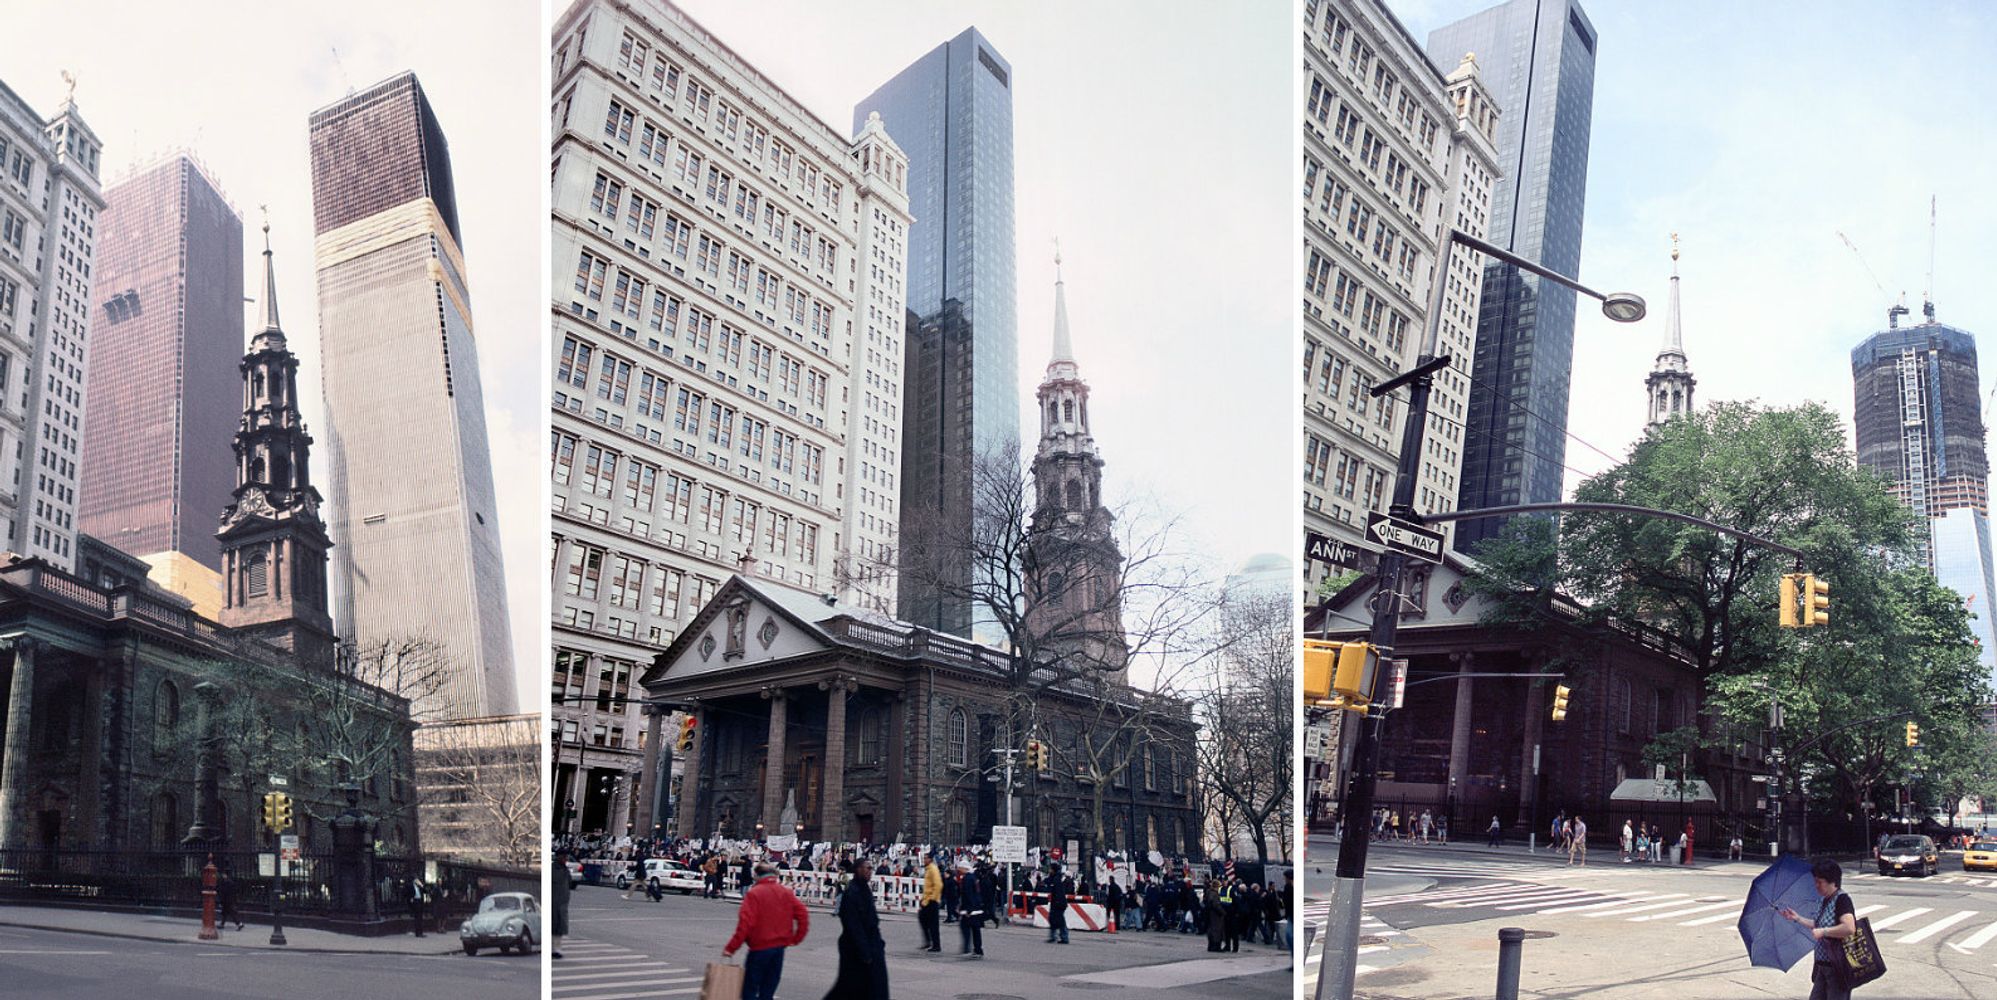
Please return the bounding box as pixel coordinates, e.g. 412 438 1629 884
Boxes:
1964 840 1997 873
1877 834 1940 877
616 858 705 895
459 892 541 956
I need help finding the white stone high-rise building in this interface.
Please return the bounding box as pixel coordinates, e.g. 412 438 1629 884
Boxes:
1301 0 1501 593
0 79 103 571
549 0 911 836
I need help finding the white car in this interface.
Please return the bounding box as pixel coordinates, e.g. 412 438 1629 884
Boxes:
459 892 540 956
616 858 705 895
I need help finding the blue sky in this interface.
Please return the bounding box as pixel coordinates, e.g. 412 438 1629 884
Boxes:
1395 0 1997 494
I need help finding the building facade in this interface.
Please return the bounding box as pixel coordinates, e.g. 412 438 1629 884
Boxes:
854 28 1018 641
0 234 417 858
1643 237 1695 430
1427 0 1598 552
647 575 1200 858
548 0 912 835
1302 0 1501 594
308 72 516 721
413 712 540 866
80 156 242 573
0 80 104 571
1850 315 1997 671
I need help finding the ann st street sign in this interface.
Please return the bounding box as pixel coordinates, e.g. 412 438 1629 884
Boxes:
1365 511 1443 564
1305 530 1362 570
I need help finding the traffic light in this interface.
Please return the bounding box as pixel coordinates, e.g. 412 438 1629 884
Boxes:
261 792 278 831
675 715 698 752
1303 639 1336 702
1550 685 1571 723
1025 739 1050 773
272 792 293 832
1906 721 1920 748
1802 574 1830 627
1333 642 1372 702
1779 573 1800 628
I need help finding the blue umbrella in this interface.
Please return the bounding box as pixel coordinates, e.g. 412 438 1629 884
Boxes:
1738 855 1822 971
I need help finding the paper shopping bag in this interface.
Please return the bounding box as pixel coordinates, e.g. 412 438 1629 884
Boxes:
700 958 745 1000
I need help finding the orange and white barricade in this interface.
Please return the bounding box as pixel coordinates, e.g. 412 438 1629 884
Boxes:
1011 891 1111 933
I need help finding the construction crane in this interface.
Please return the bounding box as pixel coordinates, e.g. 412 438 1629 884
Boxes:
1837 231 1908 329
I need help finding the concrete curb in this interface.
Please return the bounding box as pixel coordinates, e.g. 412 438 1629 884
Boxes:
0 914 468 956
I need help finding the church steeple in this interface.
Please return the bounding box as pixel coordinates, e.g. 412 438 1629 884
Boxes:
1025 252 1127 679
217 221 336 666
1644 233 1697 430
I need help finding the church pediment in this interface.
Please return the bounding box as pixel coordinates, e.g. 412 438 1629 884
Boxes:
644 576 837 686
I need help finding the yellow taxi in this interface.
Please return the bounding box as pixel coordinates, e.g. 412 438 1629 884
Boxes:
1965 840 1997 873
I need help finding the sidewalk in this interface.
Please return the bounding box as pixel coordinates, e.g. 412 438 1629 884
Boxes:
0 903 464 955
1304 831 1783 873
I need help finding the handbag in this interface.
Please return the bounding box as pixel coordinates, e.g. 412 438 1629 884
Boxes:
1832 914 1887 990
700 957 745 1000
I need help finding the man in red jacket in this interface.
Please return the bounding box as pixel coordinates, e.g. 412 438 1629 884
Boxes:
724 862 809 1000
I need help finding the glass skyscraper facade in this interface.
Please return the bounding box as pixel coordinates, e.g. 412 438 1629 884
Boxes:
1933 508 1997 674
309 72 516 720
81 155 242 572
854 28 1018 639
1428 0 1598 551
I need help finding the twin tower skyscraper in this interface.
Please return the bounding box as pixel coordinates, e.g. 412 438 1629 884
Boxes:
81 72 515 720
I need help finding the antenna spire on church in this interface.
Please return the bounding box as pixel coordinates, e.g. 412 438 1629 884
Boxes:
256 208 282 340
1049 242 1075 369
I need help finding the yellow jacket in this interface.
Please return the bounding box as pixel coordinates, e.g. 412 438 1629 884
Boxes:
920 861 943 905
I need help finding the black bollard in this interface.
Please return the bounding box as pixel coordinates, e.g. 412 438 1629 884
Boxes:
1495 927 1524 1000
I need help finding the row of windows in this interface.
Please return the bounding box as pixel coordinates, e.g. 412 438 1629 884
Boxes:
553 429 824 558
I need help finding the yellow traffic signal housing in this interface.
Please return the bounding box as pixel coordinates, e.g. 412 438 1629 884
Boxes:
1779 573 1800 628
1551 684 1571 722
1802 574 1830 627
1303 639 1337 702
273 792 293 831
1333 642 1373 702
261 792 278 831
675 715 698 752
1906 721 1920 748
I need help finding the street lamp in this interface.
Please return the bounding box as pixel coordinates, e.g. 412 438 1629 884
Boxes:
1317 230 1642 1000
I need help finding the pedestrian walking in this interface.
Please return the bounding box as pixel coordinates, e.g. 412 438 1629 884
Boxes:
942 864 960 924
408 876 427 936
1044 863 1072 945
1621 820 1634 863
723 862 811 1000
1418 809 1433 845
1568 816 1588 867
1487 815 1502 848
1437 815 1449 845
1730 833 1744 860
957 864 986 958
825 860 889 1000
1203 882 1225 952
217 870 243 931
1779 859 1857 1000
918 852 943 952
552 848 571 960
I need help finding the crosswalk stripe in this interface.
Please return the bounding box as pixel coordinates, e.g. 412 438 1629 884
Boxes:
1496 891 1623 911
1629 899 1738 922
1680 911 1740 927
1948 919 1997 953
1897 909 1978 944
1585 897 1706 918
1854 905 1887 918
556 966 690 980
554 988 701 1000
1537 893 1684 916
1433 888 1582 908
1867 907 1932 931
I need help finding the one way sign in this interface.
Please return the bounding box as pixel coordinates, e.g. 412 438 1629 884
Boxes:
1366 512 1444 564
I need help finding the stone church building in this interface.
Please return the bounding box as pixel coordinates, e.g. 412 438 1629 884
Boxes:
646 264 1202 858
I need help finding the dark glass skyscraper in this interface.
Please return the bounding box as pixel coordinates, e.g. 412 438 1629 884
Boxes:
81 155 243 571
1428 0 1598 550
854 28 1018 639
309 72 515 719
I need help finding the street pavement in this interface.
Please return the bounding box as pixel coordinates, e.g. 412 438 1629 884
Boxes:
553 883 1292 999
0 920 536 999
1300 836 1997 999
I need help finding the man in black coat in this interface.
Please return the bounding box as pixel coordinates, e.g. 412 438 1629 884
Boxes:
825 861 889 999
1043 863 1071 944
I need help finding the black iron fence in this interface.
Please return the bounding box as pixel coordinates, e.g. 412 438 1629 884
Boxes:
0 848 346 915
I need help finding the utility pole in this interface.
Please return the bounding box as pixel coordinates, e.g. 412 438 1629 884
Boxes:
993 746 1021 918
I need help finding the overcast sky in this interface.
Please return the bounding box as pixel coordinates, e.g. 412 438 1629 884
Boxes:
1393 0 1997 497
650 0 1294 585
4 1 541 711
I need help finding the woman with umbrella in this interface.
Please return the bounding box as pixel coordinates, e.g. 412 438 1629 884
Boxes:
1777 859 1856 1000
825 859 889 999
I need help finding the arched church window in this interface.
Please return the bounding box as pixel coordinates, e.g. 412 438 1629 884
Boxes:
154 678 180 754
1062 399 1073 423
246 550 269 597
1047 401 1058 425
1065 480 1083 510
856 708 883 766
947 709 968 768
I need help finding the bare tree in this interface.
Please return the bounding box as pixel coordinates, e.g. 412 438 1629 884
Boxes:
1192 589 1293 863
414 717 540 867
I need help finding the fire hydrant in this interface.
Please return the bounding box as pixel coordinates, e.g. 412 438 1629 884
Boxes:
199 854 219 941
